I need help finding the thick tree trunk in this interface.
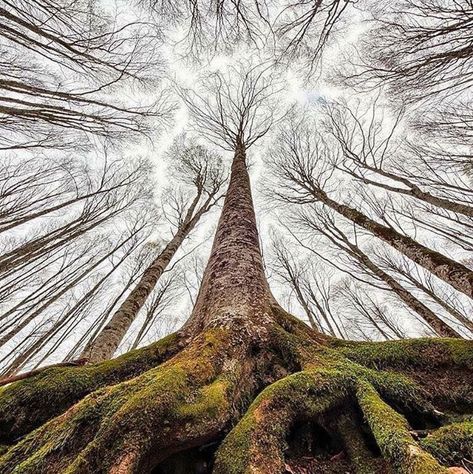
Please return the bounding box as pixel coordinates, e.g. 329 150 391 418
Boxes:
183 139 275 336
0 142 472 474
315 188 473 299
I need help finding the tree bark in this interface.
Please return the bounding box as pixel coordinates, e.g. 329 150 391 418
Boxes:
183 139 275 336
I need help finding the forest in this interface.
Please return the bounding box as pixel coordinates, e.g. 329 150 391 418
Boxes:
0 0 472 472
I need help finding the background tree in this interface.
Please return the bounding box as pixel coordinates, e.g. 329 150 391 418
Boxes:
82 137 225 363
0 0 171 150
269 113 473 300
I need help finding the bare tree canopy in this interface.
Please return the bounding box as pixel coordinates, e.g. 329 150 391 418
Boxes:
0 0 172 150
344 0 473 103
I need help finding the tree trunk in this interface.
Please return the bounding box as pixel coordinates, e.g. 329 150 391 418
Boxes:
315 188 473 299
349 241 461 338
394 265 473 334
82 197 208 363
0 142 472 474
183 139 275 336
356 165 473 218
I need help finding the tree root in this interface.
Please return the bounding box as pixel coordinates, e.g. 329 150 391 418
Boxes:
0 322 472 473
213 369 353 473
0 332 183 443
420 420 473 466
0 329 237 473
356 380 447 473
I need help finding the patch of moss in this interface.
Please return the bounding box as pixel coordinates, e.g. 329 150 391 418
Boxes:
333 338 473 371
0 332 181 443
421 421 473 466
0 329 230 473
177 377 231 420
337 415 384 474
356 381 447 473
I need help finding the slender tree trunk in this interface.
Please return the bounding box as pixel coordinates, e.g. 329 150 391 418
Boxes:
285 274 322 331
0 184 124 234
361 166 473 218
314 188 473 299
82 204 208 363
347 241 461 337
3 242 134 376
394 266 473 334
0 229 140 346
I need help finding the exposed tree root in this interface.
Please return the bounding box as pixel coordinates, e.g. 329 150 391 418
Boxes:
0 332 184 443
0 308 473 473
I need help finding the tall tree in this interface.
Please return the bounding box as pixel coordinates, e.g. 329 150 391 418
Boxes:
0 65 472 474
325 101 473 218
0 0 171 150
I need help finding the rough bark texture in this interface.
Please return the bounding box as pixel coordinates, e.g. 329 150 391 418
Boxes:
183 139 275 336
0 145 472 474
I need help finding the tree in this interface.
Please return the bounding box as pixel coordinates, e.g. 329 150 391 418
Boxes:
345 0 473 104
143 0 352 69
324 101 473 219
375 249 473 336
336 279 407 340
82 139 225 363
288 205 462 338
1 222 148 376
0 65 472 474
270 233 346 337
339 0 473 173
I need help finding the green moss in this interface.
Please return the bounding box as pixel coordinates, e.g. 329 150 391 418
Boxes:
305 346 436 419
337 415 383 474
421 421 473 465
214 369 354 474
0 332 181 443
177 377 231 420
356 381 447 473
0 329 229 473
333 338 473 370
